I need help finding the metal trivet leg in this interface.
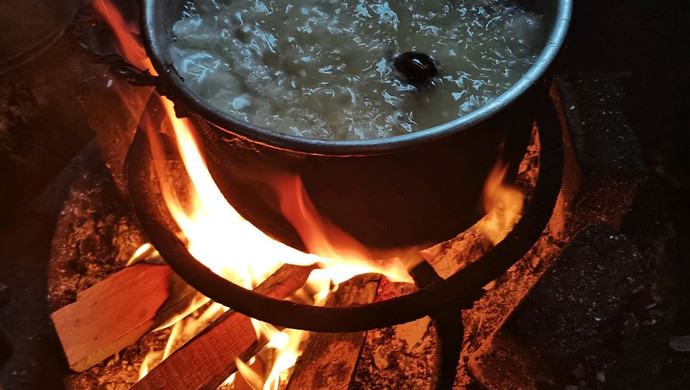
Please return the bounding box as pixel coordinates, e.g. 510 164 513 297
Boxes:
126 86 562 332
410 261 482 390
126 81 563 388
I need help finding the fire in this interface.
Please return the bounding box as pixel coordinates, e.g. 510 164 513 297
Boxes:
147 98 317 288
235 323 308 390
147 96 413 284
140 94 413 387
135 98 523 387
277 176 415 284
474 164 525 245
92 0 153 72
420 163 526 274
137 302 229 380
96 0 523 386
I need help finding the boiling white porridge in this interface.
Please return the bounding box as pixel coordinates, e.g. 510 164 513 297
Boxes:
171 0 545 140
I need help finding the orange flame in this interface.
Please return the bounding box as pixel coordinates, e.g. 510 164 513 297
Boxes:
147 98 411 285
92 0 154 73
474 164 524 245
420 163 525 275
135 301 229 380
277 175 415 284
237 322 308 390
97 0 523 385
140 94 412 385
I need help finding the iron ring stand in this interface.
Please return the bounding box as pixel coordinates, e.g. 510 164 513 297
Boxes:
126 86 563 389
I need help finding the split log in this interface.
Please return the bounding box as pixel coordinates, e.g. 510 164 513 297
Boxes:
131 264 314 390
51 263 199 372
285 274 380 390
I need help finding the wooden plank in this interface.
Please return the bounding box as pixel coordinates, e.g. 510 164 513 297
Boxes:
51 263 198 372
285 274 380 390
131 264 314 390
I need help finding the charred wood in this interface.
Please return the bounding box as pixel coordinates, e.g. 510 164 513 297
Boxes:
286 274 380 390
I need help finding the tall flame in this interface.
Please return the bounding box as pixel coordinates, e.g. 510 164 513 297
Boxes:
147 97 412 286
96 0 524 386
147 98 320 288
141 94 412 387
277 175 415 284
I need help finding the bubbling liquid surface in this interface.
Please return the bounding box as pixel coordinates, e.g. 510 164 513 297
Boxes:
171 0 544 141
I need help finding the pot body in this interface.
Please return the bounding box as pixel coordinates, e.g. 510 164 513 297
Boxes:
192 93 534 250
143 0 570 252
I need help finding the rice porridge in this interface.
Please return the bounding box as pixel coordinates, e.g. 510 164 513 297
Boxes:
171 0 544 140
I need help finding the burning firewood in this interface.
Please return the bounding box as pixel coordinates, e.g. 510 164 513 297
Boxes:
130 264 313 390
285 274 380 390
50 263 199 372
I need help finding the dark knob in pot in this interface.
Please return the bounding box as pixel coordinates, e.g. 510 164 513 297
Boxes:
393 51 438 86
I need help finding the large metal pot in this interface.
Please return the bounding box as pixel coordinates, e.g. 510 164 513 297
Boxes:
142 0 571 253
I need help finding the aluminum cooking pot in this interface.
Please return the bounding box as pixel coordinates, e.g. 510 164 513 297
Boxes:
141 0 571 253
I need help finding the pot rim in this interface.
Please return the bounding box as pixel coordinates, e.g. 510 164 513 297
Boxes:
143 0 572 155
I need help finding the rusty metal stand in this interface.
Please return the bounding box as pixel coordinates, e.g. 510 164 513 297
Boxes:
409 261 474 390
